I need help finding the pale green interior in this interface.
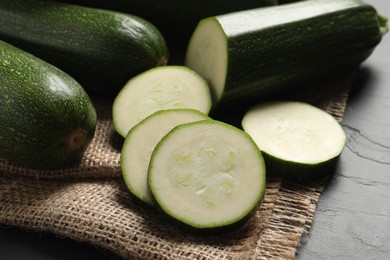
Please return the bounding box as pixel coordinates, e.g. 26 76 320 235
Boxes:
242 101 346 164
121 109 208 205
113 66 212 137
185 18 228 105
149 121 265 228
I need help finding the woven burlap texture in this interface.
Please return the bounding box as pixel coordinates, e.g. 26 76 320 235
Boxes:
0 74 353 259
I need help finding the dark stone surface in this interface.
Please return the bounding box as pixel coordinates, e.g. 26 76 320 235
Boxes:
298 0 390 258
1 0 389 259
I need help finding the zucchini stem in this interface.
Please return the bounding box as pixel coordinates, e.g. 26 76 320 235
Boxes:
66 128 87 151
157 57 168 66
378 14 389 36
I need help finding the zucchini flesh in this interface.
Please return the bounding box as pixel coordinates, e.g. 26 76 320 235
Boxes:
0 40 96 169
185 21 228 104
113 66 212 137
242 101 346 180
121 109 209 205
148 120 266 230
185 0 387 108
0 0 169 98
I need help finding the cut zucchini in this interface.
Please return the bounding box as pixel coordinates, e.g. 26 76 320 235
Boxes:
242 101 346 180
185 0 387 107
185 19 228 104
148 120 266 231
121 109 209 205
113 66 212 137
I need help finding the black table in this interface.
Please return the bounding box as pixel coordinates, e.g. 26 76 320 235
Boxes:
1 0 389 259
298 0 390 259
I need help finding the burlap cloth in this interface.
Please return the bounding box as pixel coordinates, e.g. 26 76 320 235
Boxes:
0 74 353 259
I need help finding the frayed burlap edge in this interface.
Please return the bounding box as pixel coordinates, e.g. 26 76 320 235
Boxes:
0 73 353 259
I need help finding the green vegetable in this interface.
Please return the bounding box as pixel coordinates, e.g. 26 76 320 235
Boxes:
113 66 212 137
0 0 169 98
242 101 346 181
148 120 266 232
0 40 96 169
185 0 388 108
54 0 277 41
121 109 209 206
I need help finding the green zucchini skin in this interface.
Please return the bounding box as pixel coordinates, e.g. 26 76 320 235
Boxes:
0 40 97 169
55 0 277 40
197 0 387 109
150 196 260 235
0 0 169 98
261 152 340 182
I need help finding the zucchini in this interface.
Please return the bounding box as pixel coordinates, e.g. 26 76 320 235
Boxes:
0 40 97 169
185 0 388 108
54 0 277 41
0 0 169 98
242 101 346 180
113 66 212 137
121 109 209 206
148 120 266 232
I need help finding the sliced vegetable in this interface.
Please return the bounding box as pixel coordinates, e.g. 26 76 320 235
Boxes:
0 40 96 169
185 0 387 108
148 120 266 231
0 0 169 98
121 109 209 205
242 101 346 180
113 66 212 137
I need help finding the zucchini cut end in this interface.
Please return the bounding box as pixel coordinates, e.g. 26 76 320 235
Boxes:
185 18 228 106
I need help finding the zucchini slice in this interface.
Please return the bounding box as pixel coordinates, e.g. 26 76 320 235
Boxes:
185 0 387 107
121 109 209 205
242 101 346 180
148 120 266 231
113 66 212 137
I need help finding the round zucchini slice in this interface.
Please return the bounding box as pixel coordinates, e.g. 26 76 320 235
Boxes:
242 101 346 180
120 109 209 205
148 120 266 231
113 65 212 137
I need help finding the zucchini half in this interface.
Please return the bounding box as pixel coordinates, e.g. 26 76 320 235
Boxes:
185 0 388 108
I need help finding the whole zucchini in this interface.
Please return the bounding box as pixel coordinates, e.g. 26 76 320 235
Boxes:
0 0 169 98
185 0 388 109
0 40 97 169
55 0 277 41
